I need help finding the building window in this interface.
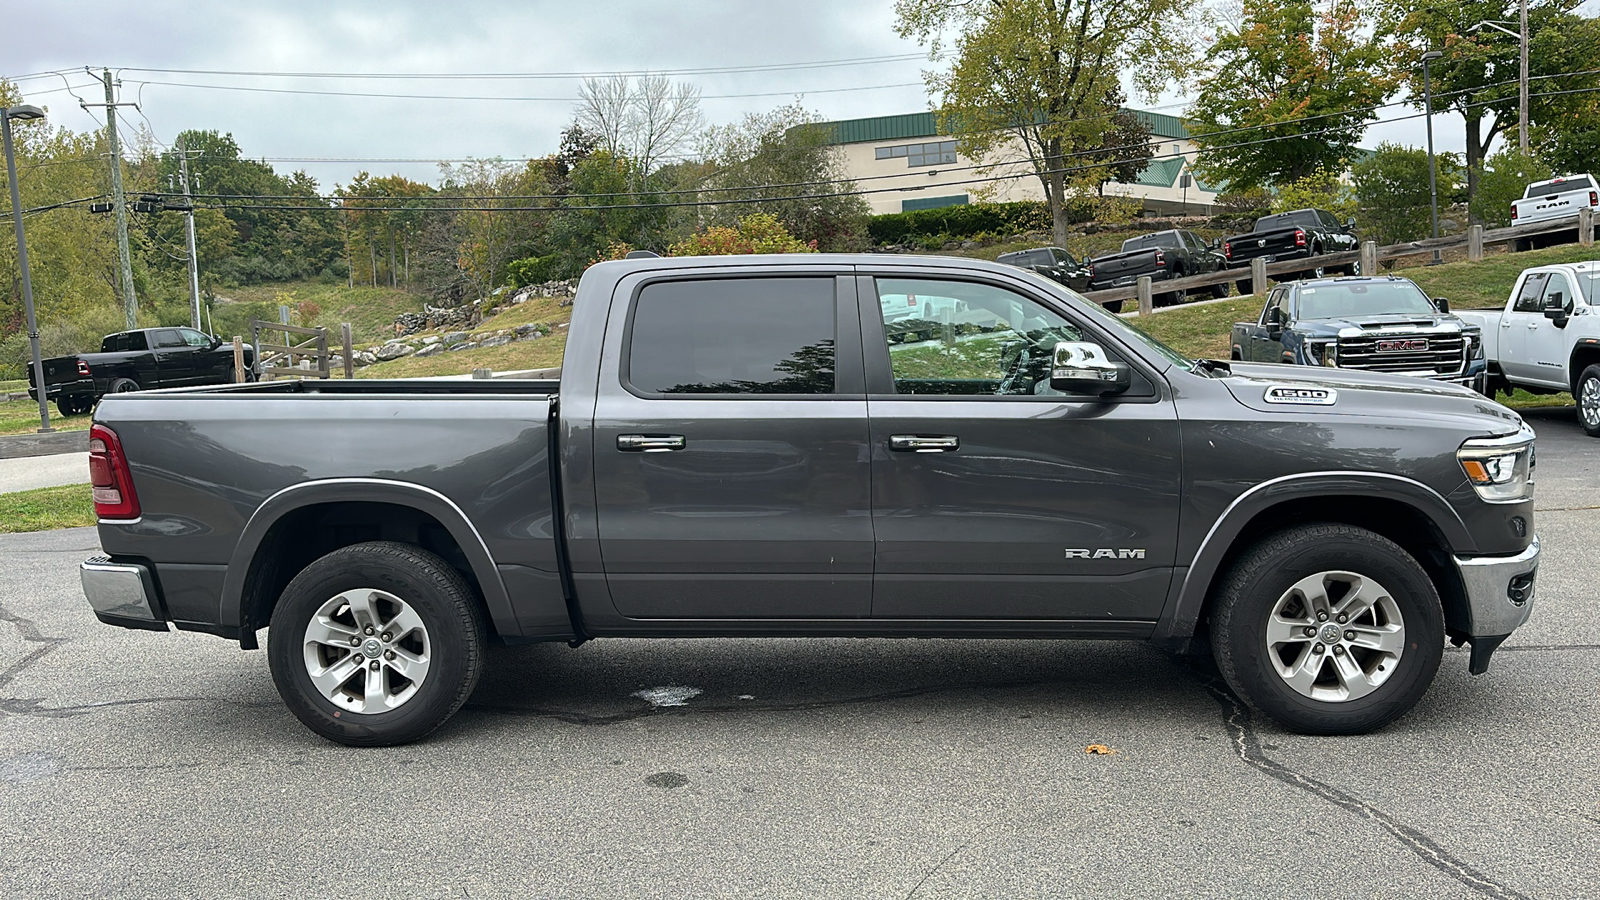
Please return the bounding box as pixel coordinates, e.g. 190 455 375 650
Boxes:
874 140 958 167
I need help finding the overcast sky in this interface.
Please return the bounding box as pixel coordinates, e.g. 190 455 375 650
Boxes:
2 0 1455 193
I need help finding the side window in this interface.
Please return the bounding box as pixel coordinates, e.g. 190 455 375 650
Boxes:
1260 288 1288 325
153 329 185 349
179 328 210 347
1541 275 1573 312
875 278 1085 396
626 278 835 396
1513 274 1550 313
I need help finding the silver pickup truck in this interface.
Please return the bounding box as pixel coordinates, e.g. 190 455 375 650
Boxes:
80 254 1539 745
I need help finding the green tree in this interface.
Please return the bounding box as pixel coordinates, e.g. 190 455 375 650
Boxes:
894 0 1201 247
1189 0 1396 191
1351 143 1463 245
1470 146 1552 226
699 102 871 251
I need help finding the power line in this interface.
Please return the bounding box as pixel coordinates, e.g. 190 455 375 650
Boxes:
119 77 928 103
110 54 934 80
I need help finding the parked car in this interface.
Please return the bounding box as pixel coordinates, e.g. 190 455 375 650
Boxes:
81 253 1537 746
996 246 1092 293
27 327 254 415
1455 260 1600 435
1230 276 1487 392
1085 229 1229 306
1510 174 1599 251
1223 209 1361 294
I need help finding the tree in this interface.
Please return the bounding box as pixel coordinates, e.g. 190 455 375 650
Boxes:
668 213 818 257
1351 143 1463 245
1383 0 1600 202
699 102 871 251
575 75 703 185
1188 0 1395 191
1470 146 1551 226
895 0 1201 247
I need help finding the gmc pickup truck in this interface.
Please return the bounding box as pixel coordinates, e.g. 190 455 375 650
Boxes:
80 253 1540 746
1085 229 1229 305
1456 261 1600 436
1223 209 1361 295
1230 276 1487 393
28 326 253 415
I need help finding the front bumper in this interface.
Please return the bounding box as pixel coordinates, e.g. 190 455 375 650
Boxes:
1453 536 1539 673
80 557 167 632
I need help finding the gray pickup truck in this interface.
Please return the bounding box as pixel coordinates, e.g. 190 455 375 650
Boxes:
80 253 1539 746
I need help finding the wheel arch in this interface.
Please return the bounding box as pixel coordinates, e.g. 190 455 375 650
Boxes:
1153 473 1474 650
1568 344 1600 394
222 479 519 648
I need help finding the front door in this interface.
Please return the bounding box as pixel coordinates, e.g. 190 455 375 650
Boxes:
860 274 1181 623
590 274 873 619
1525 273 1576 389
1499 273 1548 384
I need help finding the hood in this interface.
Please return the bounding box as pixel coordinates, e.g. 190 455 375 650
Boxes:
1220 363 1523 431
1297 313 1468 334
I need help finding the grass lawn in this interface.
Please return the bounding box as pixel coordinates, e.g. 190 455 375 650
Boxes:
0 483 95 533
213 282 426 345
1389 243 1600 308
0 398 92 436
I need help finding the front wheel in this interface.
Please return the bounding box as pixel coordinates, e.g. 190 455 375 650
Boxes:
1100 299 1124 314
1209 524 1444 734
267 541 487 746
1577 364 1600 437
1236 278 1253 296
1210 282 1230 299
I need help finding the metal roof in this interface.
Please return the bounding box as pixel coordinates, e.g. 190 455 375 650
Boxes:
820 109 1191 145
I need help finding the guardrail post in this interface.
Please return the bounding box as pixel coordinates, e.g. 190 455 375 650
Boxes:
1360 241 1378 275
1467 225 1484 261
472 368 493 379
1136 276 1154 316
1249 258 1267 296
341 323 354 379
232 337 245 383
1581 209 1595 248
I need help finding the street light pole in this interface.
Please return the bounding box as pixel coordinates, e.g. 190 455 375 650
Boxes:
1520 0 1529 154
2 104 52 433
1422 51 1444 267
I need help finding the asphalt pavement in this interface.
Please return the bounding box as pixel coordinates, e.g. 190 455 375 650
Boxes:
0 453 88 495
1 406 1595 899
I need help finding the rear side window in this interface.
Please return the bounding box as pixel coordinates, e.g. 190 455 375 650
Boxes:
627 278 836 396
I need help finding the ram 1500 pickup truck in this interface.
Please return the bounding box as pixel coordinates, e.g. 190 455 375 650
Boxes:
1455 261 1600 436
1230 276 1487 392
1223 209 1361 294
28 326 253 415
80 253 1540 746
1085 229 1229 305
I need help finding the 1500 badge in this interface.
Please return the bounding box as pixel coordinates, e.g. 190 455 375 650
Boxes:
1263 385 1338 405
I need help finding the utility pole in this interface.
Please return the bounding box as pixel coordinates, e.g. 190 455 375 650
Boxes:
1519 0 1529 154
85 69 139 330
177 139 202 330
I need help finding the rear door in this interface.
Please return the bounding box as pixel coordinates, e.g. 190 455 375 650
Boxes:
859 272 1181 624
589 271 874 619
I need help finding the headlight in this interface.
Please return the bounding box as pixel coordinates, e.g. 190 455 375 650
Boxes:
1457 426 1536 503
1307 340 1337 367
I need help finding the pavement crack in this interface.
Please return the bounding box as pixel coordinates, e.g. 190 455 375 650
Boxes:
1189 667 1532 900
902 836 980 900
0 601 68 693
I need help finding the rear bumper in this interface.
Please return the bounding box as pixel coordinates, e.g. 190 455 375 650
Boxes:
80 556 167 631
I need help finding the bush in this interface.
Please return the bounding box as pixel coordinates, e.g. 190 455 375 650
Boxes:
506 254 563 287
1471 147 1553 228
866 201 1054 246
668 214 817 257
1352 143 1462 246
1272 167 1356 223
0 305 128 380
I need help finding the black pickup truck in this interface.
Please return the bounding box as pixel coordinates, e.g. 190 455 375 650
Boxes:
1223 209 1361 294
995 246 1092 293
1085 229 1229 305
28 326 252 415
79 253 1538 746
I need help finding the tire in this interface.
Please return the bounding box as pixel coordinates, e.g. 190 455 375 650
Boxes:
1237 278 1253 296
1211 282 1230 299
1577 364 1600 437
1157 288 1186 308
1341 260 1362 277
1209 523 1444 735
1514 238 1532 253
108 377 141 394
1101 299 1124 314
267 541 487 747
55 396 86 417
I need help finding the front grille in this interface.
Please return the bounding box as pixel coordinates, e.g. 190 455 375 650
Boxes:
1337 333 1467 377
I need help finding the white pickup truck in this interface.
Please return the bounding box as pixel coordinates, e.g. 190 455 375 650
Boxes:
1511 175 1599 250
1456 261 1600 435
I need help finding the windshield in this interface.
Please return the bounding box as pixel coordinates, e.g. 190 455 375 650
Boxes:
1254 211 1319 232
1296 281 1437 319
1524 176 1596 197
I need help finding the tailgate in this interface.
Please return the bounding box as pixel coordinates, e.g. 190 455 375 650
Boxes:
1093 251 1158 282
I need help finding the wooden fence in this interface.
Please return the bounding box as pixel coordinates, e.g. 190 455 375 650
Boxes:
249 320 355 380
1083 208 1598 315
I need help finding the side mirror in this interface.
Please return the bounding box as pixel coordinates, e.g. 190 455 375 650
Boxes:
1210 238 1221 250
1543 292 1570 326
1433 297 1450 313
1343 219 1357 229
210 335 223 349
1051 342 1130 396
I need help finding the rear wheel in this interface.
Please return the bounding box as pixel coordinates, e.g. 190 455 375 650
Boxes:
1100 299 1124 314
267 541 487 746
1577 364 1600 437
1210 282 1230 299
1210 524 1443 734
1237 278 1253 296
108 377 140 394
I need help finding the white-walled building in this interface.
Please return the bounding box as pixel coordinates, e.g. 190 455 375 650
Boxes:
819 110 1220 216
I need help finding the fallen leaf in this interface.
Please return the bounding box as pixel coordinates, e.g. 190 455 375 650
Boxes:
1085 744 1117 755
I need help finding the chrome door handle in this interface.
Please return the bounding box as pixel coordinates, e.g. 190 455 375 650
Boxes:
1527 323 1541 329
617 434 686 452
890 434 959 452
1500 321 1512 328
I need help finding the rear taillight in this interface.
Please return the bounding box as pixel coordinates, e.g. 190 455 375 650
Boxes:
77 360 91 377
1294 229 1307 248
1224 241 1232 259
1511 205 1518 220
89 424 140 519
1086 265 1095 278
1154 250 1166 266
1590 190 1597 207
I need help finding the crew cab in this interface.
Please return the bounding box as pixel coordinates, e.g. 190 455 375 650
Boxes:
1455 261 1600 436
80 254 1538 747
1223 209 1361 295
28 326 253 415
1230 276 1487 392
995 247 1092 293
1084 229 1229 305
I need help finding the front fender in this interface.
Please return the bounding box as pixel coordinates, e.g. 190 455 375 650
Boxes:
220 478 519 642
